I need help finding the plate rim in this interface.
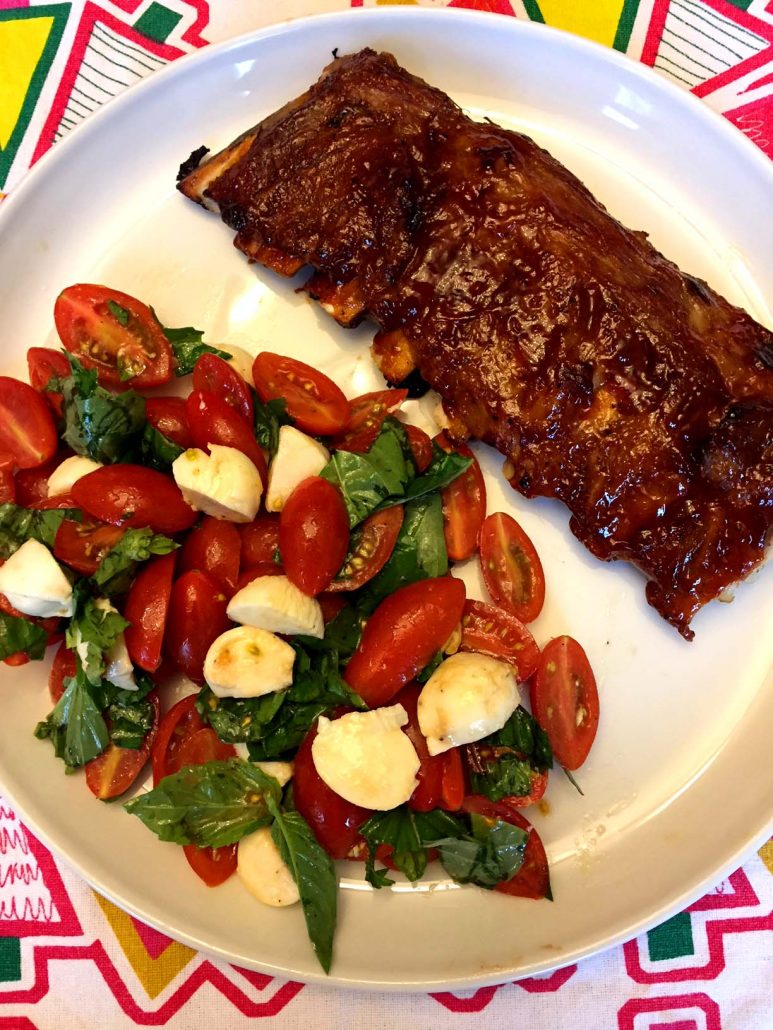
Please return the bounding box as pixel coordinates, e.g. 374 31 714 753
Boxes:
0 6 771 991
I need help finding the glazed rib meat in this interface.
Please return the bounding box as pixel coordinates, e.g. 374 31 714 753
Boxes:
178 49 773 638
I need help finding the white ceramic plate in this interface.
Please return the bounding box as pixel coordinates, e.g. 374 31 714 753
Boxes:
0 8 771 991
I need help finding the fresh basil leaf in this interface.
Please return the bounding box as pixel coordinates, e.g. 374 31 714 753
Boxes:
140 423 184 471
0 612 48 662
294 605 364 659
197 687 287 744
124 758 280 847
160 323 231 377
254 397 292 458
359 806 466 888
416 650 443 684
0 504 82 560
106 696 155 750
321 418 414 527
436 813 527 889
290 645 364 708
34 661 109 768
91 668 155 710
65 598 129 686
61 355 146 463
106 299 130 327
356 494 447 612
247 703 330 762
467 706 553 802
91 527 179 595
386 443 471 507
268 798 337 974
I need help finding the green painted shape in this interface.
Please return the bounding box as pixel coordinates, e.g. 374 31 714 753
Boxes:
647 911 695 961
723 0 753 10
134 2 182 44
0 937 21 982
0 4 70 190
612 0 641 53
521 0 545 24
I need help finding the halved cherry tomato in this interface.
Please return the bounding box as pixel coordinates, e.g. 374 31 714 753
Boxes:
344 577 466 707
31 491 78 511
332 389 407 452
479 512 545 624
327 506 403 592
0 377 58 470
436 433 487 562
293 719 373 859
124 551 177 673
279 477 349 596
252 353 350 436
183 843 238 887
236 562 283 591
176 726 236 766
54 284 173 388
318 593 348 624
27 347 70 418
85 693 160 800
463 743 548 808
531 636 599 771
53 519 125 576
0 591 60 665
49 642 76 703
193 353 254 423
145 397 193 449
185 390 267 484
396 683 465 812
404 423 433 473
0 453 16 505
178 516 241 596
14 451 71 507
152 694 205 785
72 465 197 534
462 796 551 899
460 600 540 682
239 514 281 569
164 570 230 684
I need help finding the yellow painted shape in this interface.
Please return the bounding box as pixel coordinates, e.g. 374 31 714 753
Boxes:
0 17 54 150
376 0 418 5
758 839 773 874
537 0 625 48
94 893 196 1000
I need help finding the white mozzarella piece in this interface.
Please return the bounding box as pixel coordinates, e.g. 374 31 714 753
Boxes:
0 539 74 618
238 827 300 908
172 444 262 523
212 343 254 384
227 575 323 639
203 626 295 698
265 426 329 512
253 760 294 788
93 599 136 690
417 652 519 756
46 455 103 497
311 705 420 811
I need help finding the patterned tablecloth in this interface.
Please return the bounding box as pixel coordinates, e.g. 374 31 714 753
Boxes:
1 1 772 1027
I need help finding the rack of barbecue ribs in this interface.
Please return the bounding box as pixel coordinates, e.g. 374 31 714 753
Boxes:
177 49 773 639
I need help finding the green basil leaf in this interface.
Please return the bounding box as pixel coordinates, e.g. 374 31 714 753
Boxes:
0 504 82 560
160 323 232 377
140 423 184 471
0 612 48 662
34 661 109 768
91 527 179 595
466 706 553 802
106 696 155 750
387 444 471 507
359 807 467 888
254 397 292 458
106 299 130 327
197 687 287 744
268 798 337 974
61 355 146 463
294 604 364 659
124 759 281 847
436 814 527 889
416 650 443 684
65 598 129 686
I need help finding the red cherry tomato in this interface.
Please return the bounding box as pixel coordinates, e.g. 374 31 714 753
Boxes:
124 551 177 673
31 491 78 510
164 570 230 684
14 452 66 507
463 742 548 808
239 514 281 569
85 693 160 800
152 694 206 785
462 796 551 899
0 592 60 665
145 397 193 449
53 519 125 576
183 843 238 887
318 593 348 624
193 353 254 423
49 642 77 703
327 506 403 592
332 389 408 452
176 726 236 766
236 562 283 591
0 454 16 505
435 433 487 562
72 465 197 535
460 600 540 682
252 353 350 436
479 512 545 624
178 516 241 596
404 423 433 473
344 577 466 707
27 347 70 417
185 390 267 484
531 636 599 771
54 284 173 388
293 720 373 860
279 477 349 596
395 683 465 813
0 377 58 470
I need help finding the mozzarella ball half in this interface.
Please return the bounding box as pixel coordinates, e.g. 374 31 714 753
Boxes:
238 827 300 907
204 625 295 698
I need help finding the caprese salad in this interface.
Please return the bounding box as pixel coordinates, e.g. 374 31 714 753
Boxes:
0 284 600 974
